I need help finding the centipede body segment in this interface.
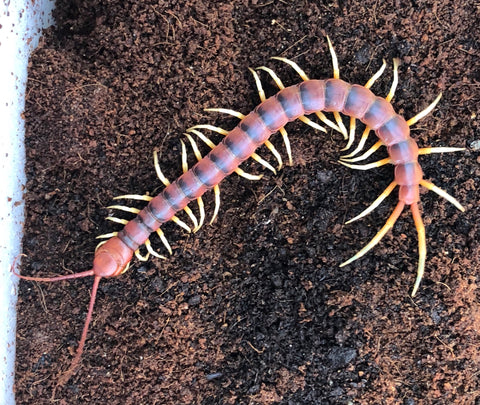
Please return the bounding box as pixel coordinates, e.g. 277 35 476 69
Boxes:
14 37 465 384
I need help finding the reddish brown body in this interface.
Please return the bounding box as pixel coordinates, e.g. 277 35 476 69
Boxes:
97 79 421 278
16 51 464 384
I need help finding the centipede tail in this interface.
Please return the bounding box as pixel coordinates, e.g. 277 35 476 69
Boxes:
15 37 465 383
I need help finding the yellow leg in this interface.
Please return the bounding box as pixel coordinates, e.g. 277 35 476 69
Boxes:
340 126 373 159
338 157 392 171
406 93 442 127
418 146 465 155
340 200 405 267
345 181 397 224
420 179 465 212
340 140 383 163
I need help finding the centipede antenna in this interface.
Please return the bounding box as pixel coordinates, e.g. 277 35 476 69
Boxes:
345 181 397 224
418 146 466 155
340 140 384 163
420 179 465 212
338 157 392 171
410 202 426 297
340 126 373 159
385 58 399 103
340 200 406 268
12 267 95 283
58 275 101 386
406 93 442 127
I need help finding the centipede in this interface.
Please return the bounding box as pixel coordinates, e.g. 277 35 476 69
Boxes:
15 37 465 384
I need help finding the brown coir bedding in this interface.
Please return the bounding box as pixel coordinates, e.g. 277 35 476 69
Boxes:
16 0 480 404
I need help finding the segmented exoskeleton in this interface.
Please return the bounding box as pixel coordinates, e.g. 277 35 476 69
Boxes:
15 37 464 383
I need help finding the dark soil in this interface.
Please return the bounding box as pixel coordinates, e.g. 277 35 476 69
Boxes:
16 1 480 404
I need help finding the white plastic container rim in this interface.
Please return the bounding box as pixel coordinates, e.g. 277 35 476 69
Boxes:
0 1 55 403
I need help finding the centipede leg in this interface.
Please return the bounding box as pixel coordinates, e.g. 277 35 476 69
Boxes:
339 126 374 159
406 93 442 127
345 181 397 224
338 157 392 171
340 200 405 268
418 146 466 155
420 179 465 212
410 202 426 296
339 140 383 163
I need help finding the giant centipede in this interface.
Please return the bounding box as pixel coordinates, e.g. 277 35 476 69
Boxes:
15 37 465 384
